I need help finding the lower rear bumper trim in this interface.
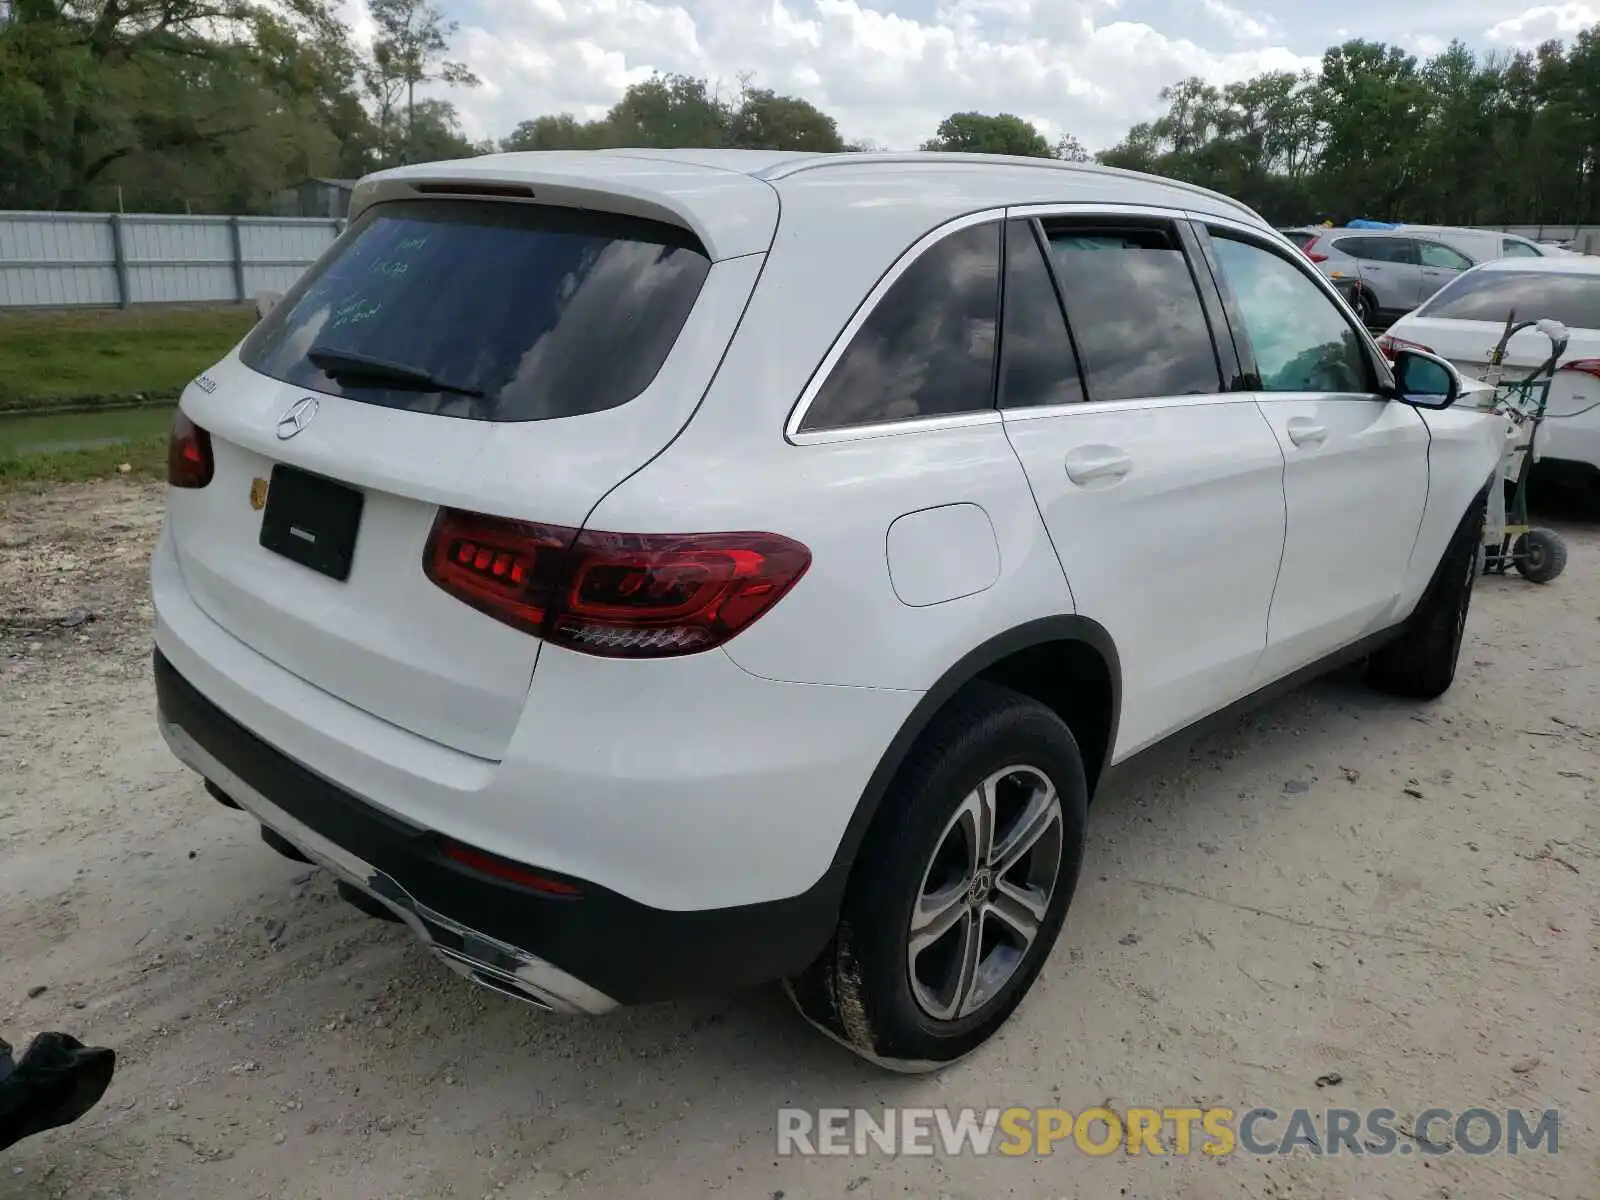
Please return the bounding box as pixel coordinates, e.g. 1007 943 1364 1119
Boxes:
160 720 617 1015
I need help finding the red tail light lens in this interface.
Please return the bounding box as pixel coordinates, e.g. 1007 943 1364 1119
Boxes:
1303 237 1328 263
167 410 214 488
423 509 811 658
1557 358 1600 379
1377 334 1434 360
440 839 582 896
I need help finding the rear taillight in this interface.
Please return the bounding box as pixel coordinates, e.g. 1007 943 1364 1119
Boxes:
423 509 811 658
1303 237 1328 263
1556 358 1600 379
1377 334 1434 359
167 410 213 488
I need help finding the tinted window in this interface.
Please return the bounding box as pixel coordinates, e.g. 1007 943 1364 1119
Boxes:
1211 234 1373 393
1336 236 1416 265
1045 226 1221 401
800 222 1001 431
1418 241 1474 270
242 199 711 422
998 220 1085 409
1280 229 1317 249
1502 239 1543 258
1418 269 1600 329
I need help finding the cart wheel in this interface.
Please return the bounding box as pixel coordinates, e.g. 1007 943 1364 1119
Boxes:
1514 529 1567 584
1354 290 1378 328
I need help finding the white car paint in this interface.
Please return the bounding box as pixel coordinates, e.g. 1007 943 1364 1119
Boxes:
152 149 1508 1018
1383 256 1600 476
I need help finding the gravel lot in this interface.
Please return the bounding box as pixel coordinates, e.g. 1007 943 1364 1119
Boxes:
2 479 1597 1200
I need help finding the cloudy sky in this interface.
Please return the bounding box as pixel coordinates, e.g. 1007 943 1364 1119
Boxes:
347 0 1600 152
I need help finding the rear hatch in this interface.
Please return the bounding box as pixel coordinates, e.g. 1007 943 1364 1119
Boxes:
168 169 775 759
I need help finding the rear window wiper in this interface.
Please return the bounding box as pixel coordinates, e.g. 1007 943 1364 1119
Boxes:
307 347 485 398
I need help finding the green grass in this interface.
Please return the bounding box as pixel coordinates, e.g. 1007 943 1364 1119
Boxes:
0 435 167 491
0 304 254 407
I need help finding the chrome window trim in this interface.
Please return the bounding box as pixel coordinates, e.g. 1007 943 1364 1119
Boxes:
783 207 1007 443
999 393 1263 421
788 409 1003 445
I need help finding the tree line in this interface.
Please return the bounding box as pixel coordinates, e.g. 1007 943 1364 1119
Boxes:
2 1 1598 226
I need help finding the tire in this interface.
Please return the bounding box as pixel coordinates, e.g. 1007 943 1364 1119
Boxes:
1513 528 1567 584
786 683 1088 1070
1368 494 1486 700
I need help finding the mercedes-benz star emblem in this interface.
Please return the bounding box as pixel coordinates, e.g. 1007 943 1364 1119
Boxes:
276 396 320 440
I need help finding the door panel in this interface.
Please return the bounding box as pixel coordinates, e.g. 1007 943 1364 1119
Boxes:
1249 395 1430 683
1416 239 1474 302
1198 225 1432 686
1346 236 1423 312
1005 400 1287 758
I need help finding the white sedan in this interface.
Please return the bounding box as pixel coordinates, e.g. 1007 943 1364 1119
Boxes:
1381 256 1600 486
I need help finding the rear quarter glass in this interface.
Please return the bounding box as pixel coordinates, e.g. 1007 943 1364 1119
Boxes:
239 198 713 422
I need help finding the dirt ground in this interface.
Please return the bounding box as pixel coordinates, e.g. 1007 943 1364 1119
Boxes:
1 478 1596 1200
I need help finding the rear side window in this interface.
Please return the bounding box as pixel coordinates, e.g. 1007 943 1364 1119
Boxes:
242 199 712 422
1336 236 1417 265
1502 239 1542 258
1044 225 1221 401
799 221 1001 432
998 220 1085 409
1418 270 1600 328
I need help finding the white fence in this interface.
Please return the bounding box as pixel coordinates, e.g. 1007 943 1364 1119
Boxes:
0 211 345 309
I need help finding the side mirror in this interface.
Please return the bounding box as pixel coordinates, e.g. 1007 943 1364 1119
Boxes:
1392 348 1461 410
254 291 284 322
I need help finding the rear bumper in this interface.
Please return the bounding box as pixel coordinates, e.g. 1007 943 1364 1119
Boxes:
155 649 849 1006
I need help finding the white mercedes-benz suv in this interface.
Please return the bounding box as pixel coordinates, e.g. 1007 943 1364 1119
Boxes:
152 150 1507 1070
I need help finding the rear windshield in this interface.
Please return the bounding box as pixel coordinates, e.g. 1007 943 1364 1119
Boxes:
241 199 712 422
1417 269 1600 329
1279 230 1316 249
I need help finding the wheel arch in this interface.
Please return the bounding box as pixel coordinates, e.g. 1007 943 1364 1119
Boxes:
823 616 1121 884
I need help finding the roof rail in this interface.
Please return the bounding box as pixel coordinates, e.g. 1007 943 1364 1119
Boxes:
757 152 1263 222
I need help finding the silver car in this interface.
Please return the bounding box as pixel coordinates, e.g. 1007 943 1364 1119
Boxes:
1301 229 1476 326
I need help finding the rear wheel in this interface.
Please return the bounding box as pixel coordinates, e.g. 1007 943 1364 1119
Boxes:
787 684 1087 1070
1369 495 1485 699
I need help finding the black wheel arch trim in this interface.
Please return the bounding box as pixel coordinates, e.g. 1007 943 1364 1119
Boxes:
821 614 1120 886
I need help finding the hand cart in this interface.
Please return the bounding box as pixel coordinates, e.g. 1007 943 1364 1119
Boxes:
1477 314 1569 584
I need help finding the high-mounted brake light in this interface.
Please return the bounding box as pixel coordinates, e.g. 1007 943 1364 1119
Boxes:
167 410 214 488
1556 358 1600 380
423 509 811 658
1377 334 1434 359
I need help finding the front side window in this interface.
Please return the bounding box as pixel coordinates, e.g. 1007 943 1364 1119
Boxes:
1418 241 1474 271
1418 270 1600 328
242 199 712 422
1502 239 1543 258
799 221 1001 432
1209 233 1374 394
1044 224 1221 402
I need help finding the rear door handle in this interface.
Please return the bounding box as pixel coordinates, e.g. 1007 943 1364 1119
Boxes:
1064 446 1133 486
1286 418 1328 448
